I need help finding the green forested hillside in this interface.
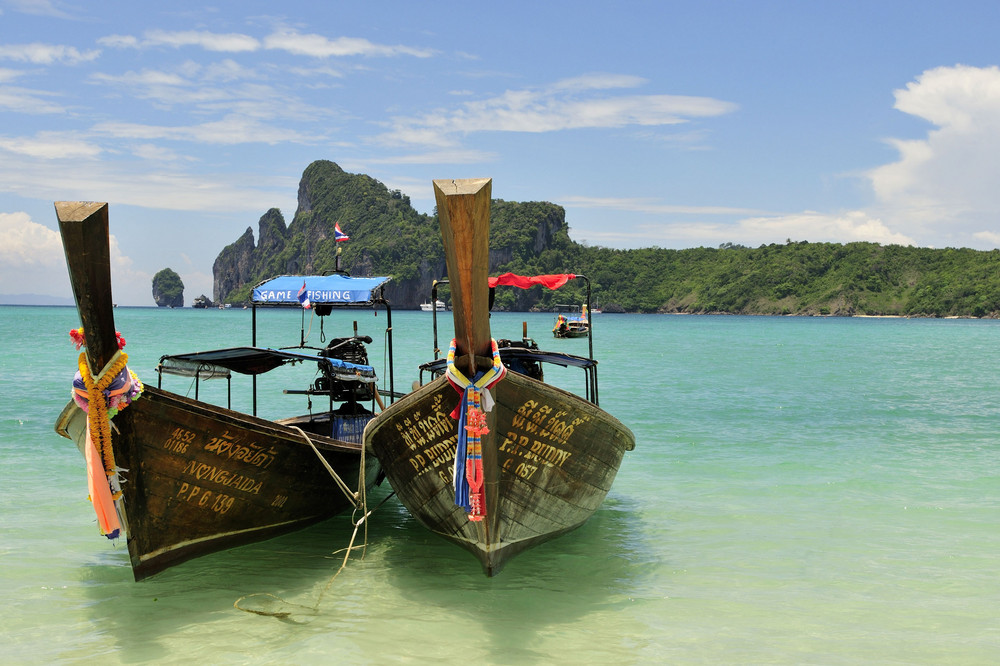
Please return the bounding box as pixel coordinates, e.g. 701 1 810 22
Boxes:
570 241 1000 316
215 161 1000 316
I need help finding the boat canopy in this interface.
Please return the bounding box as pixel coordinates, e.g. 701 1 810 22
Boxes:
419 347 596 375
158 346 377 381
487 272 575 290
251 274 391 305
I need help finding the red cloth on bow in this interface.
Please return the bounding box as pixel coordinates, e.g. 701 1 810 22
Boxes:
487 273 576 290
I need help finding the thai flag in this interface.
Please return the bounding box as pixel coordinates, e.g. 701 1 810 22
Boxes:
334 222 349 242
297 281 311 309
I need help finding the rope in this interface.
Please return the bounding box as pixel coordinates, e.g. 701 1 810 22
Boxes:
291 425 359 507
232 491 396 622
234 426 394 622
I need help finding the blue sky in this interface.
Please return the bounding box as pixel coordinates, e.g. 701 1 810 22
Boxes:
3 1 1000 305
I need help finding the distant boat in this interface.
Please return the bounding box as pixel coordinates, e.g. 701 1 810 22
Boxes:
420 299 447 311
54 202 398 580
553 304 590 338
365 178 635 576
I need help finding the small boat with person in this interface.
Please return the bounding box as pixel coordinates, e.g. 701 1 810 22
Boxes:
553 304 590 338
54 201 397 580
364 178 635 576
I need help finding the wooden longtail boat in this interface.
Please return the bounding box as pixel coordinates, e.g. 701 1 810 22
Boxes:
54 202 395 580
364 179 635 576
552 304 590 338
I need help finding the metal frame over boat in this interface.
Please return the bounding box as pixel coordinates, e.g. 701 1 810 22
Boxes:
54 202 396 580
364 179 635 576
552 303 591 339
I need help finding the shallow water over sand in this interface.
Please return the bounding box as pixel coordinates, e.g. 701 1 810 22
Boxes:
2 306 997 663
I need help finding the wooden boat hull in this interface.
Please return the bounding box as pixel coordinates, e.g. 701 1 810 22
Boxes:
365 370 635 575
553 327 589 339
56 385 379 580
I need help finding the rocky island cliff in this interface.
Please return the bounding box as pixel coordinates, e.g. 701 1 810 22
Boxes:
213 161 570 310
213 161 1000 317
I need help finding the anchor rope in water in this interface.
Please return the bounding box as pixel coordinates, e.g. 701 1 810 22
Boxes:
234 425 392 621
445 338 506 521
232 490 397 622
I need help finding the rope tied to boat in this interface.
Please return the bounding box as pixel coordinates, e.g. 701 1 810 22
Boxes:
234 425 392 623
445 338 506 521
69 328 143 539
292 425 362 508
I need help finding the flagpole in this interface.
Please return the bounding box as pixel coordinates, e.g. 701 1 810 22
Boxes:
334 220 349 274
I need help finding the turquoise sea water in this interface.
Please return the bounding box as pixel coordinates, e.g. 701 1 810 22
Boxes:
2 305 998 663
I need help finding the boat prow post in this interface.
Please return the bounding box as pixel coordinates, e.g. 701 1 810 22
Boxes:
55 201 119 373
432 178 493 376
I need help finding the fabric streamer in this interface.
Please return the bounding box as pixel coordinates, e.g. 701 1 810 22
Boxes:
70 328 143 539
445 338 506 521
487 272 575 290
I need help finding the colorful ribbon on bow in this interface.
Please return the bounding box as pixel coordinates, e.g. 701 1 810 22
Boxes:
70 328 143 539
446 338 506 521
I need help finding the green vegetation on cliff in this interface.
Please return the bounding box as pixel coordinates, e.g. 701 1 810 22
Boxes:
214 161 1000 317
152 267 184 308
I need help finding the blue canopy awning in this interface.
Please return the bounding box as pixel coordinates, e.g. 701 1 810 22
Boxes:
251 274 391 305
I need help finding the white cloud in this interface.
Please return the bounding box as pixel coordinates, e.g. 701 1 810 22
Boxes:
128 143 190 162
377 77 737 147
551 73 648 92
563 196 763 217
973 230 1000 245
0 156 289 214
4 0 75 19
571 208 914 249
88 67 322 122
200 58 259 82
0 42 99 64
263 29 434 58
99 30 260 53
868 64 1000 247
97 28 432 59
0 132 102 159
0 67 23 82
91 114 314 145
287 64 345 79
0 85 65 113
366 148 497 165
143 30 261 53
90 69 189 88
0 210 63 266
95 34 138 49
729 211 915 246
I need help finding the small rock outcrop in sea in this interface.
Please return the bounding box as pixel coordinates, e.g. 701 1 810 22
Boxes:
192 294 213 308
152 268 184 308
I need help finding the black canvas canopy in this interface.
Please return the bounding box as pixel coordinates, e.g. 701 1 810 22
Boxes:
158 346 377 382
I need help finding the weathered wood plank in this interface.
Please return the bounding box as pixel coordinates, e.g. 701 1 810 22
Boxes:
55 202 118 374
432 178 493 375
